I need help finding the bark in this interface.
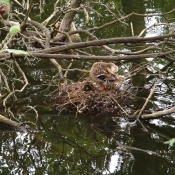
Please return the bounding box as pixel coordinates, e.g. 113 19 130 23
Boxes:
0 114 26 132
141 107 175 119
53 0 83 42
39 32 175 53
0 50 175 62
129 106 175 119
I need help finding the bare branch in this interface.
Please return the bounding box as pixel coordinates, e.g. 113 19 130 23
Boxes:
14 60 29 92
1 50 174 62
136 81 157 120
141 106 175 119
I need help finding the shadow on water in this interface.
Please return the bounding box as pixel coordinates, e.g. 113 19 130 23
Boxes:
1 107 175 174
0 123 21 133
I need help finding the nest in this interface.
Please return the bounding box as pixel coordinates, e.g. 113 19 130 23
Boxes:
51 81 131 116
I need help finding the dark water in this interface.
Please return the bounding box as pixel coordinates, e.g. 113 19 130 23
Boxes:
0 0 175 174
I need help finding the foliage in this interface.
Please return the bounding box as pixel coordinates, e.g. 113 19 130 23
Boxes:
164 138 175 146
5 49 28 55
9 25 20 34
0 0 10 6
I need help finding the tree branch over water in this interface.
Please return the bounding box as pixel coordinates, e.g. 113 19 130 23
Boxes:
1 33 175 61
1 50 175 62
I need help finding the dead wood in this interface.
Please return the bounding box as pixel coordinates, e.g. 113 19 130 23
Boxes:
0 114 26 132
51 81 132 116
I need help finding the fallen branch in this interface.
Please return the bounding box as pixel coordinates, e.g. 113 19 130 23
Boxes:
129 106 175 119
136 81 157 120
0 114 26 132
141 106 175 119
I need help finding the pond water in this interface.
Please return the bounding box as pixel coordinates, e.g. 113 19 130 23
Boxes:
1 0 175 174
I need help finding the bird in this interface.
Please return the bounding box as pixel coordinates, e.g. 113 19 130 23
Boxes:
89 62 125 90
0 1 10 16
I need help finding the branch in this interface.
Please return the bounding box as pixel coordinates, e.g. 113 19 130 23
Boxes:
129 106 175 119
25 20 51 48
3 60 29 109
24 20 62 73
14 60 29 92
53 0 83 41
1 50 175 62
36 33 175 54
136 82 157 120
0 114 26 132
42 0 61 26
0 68 11 93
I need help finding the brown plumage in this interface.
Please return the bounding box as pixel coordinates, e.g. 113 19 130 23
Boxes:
0 3 10 16
89 62 125 89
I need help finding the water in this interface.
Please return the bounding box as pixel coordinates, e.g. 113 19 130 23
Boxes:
0 0 175 174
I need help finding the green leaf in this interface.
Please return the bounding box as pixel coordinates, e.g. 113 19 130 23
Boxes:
9 25 20 34
164 138 175 146
5 49 29 55
0 0 10 6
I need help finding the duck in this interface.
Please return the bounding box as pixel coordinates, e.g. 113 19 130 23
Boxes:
89 62 125 90
0 1 10 16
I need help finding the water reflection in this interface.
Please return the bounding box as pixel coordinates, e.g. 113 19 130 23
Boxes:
0 110 175 174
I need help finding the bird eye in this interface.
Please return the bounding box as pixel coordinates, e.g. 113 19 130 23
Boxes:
97 74 106 80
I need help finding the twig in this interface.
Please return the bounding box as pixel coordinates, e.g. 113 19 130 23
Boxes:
129 81 157 125
20 1 34 30
25 19 63 74
27 105 39 124
0 69 11 93
14 60 29 92
137 81 157 120
42 0 61 26
116 141 158 156
141 106 175 119
7 108 20 122
62 68 89 73
110 95 129 117
4 50 174 62
3 60 29 109
0 114 26 132
130 22 134 36
35 32 175 54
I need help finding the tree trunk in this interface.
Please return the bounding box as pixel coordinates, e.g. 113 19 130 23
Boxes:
53 0 83 42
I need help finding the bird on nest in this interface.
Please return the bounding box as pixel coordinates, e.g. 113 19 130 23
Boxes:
89 62 125 90
0 1 10 16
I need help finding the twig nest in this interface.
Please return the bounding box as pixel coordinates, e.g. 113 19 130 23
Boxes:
51 81 131 116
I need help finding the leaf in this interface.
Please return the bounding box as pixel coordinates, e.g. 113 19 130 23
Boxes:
9 25 20 34
164 138 175 146
0 0 10 6
5 49 29 55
